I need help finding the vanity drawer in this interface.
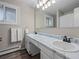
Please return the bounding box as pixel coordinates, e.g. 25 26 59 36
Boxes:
30 38 39 47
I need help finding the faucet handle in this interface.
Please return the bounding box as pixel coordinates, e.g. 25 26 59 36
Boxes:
64 36 67 38
63 36 67 42
67 38 71 43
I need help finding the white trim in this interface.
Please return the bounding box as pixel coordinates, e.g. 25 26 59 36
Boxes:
0 48 19 56
0 47 25 56
44 15 53 27
0 1 17 8
0 1 18 25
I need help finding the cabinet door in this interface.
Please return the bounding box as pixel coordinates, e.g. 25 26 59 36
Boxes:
74 7 79 27
41 51 52 59
25 36 31 54
53 52 65 59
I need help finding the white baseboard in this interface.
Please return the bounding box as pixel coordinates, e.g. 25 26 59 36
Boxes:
31 51 40 56
0 48 19 56
0 47 25 56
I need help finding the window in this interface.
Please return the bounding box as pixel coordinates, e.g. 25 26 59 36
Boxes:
5 7 16 22
0 4 4 21
45 16 53 27
0 2 17 24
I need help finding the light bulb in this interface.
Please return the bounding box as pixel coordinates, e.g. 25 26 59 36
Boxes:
42 7 45 10
45 4 48 8
43 0 47 4
52 0 56 4
47 1 51 7
39 1 43 6
37 4 40 8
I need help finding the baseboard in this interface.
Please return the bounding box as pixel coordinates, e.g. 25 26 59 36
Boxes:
0 47 25 56
31 51 40 56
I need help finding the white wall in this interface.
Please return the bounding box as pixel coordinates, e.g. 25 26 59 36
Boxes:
36 11 45 29
0 0 34 50
1 0 35 32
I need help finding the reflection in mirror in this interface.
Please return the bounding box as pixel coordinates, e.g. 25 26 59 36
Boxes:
34 0 57 31
34 0 79 33
35 10 56 30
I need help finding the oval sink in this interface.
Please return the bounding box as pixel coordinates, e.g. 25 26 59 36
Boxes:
53 40 79 52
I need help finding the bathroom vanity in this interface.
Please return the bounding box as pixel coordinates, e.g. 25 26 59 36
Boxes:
25 33 79 59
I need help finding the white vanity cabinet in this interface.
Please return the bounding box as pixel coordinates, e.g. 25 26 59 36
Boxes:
25 36 40 56
40 44 65 59
25 34 68 59
39 43 54 59
53 51 66 59
41 51 52 59
25 36 31 54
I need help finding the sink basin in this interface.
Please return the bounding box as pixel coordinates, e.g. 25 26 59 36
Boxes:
53 40 79 52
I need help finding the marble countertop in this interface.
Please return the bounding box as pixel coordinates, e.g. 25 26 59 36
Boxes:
27 33 79 59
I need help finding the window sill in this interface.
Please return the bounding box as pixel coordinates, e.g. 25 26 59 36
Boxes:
0 22 17 25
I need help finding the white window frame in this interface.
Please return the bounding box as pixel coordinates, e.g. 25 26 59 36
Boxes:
0 1 18 24
44 15 53 27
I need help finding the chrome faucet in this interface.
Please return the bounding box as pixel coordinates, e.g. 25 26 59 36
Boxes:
63 36 71 43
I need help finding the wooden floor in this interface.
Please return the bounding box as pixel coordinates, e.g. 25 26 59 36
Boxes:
0 50 40 59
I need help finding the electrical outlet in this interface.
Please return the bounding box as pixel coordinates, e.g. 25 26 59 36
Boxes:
0 37 2 41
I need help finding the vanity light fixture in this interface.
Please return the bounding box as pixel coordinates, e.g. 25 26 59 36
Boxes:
37 4 40 8
45 4 48 8
36 0 56 10
52 0 56 4
47 1 51 7
42 6 45 10
39 1 43 6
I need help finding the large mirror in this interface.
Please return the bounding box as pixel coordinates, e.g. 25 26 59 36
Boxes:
35 9 56 30
35 0 79 30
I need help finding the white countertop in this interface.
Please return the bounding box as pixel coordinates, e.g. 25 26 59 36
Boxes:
27 33 79 59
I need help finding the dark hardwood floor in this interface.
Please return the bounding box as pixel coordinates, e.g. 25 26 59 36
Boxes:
0 50 40 59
